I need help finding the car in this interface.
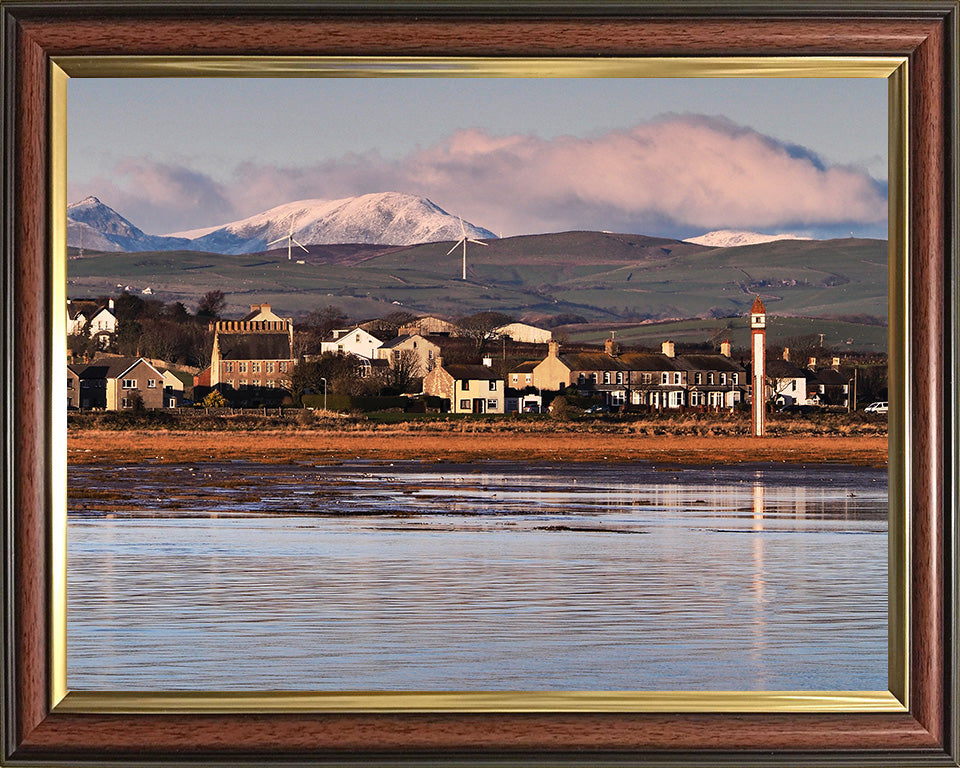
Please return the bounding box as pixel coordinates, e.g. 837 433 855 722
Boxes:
522 404 540 413
584 403 610 414
864 401 889 414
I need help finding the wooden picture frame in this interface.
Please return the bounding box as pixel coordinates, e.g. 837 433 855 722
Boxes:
2 2 957 765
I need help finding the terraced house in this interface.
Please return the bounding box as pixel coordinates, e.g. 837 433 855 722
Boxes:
519 339 746 410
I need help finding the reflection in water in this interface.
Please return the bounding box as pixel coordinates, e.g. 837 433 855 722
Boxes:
68 461 887 692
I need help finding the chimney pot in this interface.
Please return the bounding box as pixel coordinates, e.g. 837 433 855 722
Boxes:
548 340 560 357
720 340 732 358
661 340 675 358
783 347 790 361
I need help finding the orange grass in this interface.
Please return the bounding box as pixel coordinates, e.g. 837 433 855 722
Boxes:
68 430 888 468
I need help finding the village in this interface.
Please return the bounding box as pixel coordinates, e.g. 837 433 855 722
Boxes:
65 294 886 423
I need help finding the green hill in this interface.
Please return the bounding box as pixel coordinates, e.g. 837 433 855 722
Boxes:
67 232 888 345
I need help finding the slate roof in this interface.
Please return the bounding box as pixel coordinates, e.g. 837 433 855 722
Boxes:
444 364 501 380
809 367 848 385
510 361 539 374
558 352 626 372
765 359 807 379
77 357 162 380
217 333 292 360
616 353 681 372
676 354 746 373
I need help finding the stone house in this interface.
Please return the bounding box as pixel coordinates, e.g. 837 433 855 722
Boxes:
209 303 294 392
422 359 504 414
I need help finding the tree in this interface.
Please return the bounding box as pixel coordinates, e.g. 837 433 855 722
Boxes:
390 348 423 392
456 311 515 357
196 290 227 321
200 390 228 408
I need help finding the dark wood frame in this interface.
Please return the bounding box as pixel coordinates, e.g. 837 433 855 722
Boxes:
2 2 957 765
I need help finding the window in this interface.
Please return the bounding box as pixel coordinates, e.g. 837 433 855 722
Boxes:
167 398 176 408
708 373 715 385
610 391 625 406
240 379 248 386
661 373 668 385
616 371 624 384
252 362 261 373
225 362 233 373
695 372 702 385
122 378 136 389
239 362 248 373
642 373 652 385
591 373 599 384
461 379 470 391
791 380 797 392
67 378 73 389
147 379 157 388
337 344 344 352
356 333 361 342
266 362 275 373
673 372 681 385
486 398 498 410
459 399 470 410
511 374 518 383
279 362 288 373
578 373 585 385
428 349 434 359
121 397 129 408
732 373 739 385
488 380 497 391
720 373 727 385
253 380 261 387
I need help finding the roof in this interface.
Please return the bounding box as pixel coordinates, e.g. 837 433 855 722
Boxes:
510 361 539 374
676 354 746 373
810 368 848 385
378 334 415 350
218 332 292 360
616 352 681 372
558 352 626 372
766 359 807 379
77 357 163 380
443 364 501 380
751 296 766 314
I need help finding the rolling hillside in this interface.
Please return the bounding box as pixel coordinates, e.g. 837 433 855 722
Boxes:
67 230 888 349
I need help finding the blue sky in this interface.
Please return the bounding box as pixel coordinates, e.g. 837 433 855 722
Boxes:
68 77 888 240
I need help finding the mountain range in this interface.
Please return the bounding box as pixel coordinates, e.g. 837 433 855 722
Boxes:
67 193 496 254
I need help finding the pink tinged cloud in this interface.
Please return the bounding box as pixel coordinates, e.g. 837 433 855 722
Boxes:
72 115 887 238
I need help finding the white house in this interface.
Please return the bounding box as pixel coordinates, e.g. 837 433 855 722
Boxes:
320 326 385 360
87 299 117 341
766 357 811 406
494 322 552 344
67 300 87 336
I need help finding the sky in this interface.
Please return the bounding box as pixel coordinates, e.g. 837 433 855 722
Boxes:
68 77 888 241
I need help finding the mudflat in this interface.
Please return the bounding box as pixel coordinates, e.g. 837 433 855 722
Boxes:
68 429 887 467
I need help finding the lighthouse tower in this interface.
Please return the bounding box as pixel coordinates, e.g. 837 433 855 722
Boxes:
750 296 766 437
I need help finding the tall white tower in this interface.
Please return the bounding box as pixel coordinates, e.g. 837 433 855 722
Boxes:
750 296 766 437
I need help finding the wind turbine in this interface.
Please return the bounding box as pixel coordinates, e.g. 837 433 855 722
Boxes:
446 216 488 280
267 213 310 261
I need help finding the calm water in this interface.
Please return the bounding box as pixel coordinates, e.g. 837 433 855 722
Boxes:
67 461 887 691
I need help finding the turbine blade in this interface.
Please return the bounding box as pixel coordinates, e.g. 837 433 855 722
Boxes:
292 238 310 253
446 239 464 255
468 239 488 246
459 216 466 237
266 237 286 247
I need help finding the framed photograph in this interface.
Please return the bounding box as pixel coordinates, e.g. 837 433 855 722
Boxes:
2 2 957 766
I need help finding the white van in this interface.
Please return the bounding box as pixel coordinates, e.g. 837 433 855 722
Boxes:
864 401 888 413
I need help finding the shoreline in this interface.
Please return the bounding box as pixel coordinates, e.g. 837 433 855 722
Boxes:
67 430 888 468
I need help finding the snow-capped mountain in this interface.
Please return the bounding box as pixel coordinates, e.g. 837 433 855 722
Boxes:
67 197 190 252
683 230 813 248
169 192 497 254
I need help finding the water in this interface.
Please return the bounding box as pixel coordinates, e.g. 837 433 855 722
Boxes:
67 461 887 692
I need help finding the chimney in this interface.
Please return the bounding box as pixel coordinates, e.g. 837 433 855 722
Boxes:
808 356 817 370
251 304 259 313
782 347 790 362
661 340 675 358
605 338 620 357
832 356 841 368
720 340 732 358
108 298 115 310
482 356 493 367
435 355 443 370
547 340 560 358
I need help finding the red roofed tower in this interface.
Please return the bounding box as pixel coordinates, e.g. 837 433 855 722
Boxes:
750 296 766 436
